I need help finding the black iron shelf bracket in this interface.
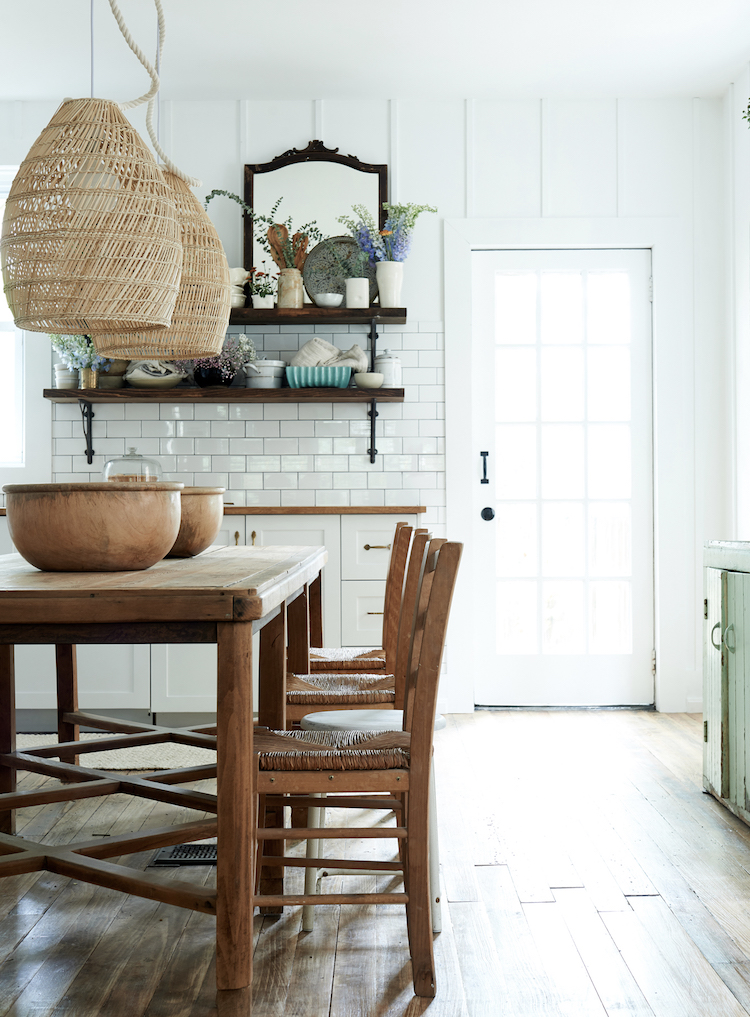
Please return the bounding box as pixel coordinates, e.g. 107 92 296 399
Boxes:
78 399 95 464
367 318 380 463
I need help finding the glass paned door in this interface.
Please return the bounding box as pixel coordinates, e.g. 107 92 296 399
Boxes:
471 249 654 706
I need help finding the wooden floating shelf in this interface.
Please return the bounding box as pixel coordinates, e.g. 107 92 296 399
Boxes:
43 388 405 404
228 307 407 326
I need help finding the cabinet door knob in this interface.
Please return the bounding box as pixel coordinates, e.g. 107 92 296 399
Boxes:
367 611 385 615
251 530 257 546
364 544 391 551
234 531 240 546
724 624 736 652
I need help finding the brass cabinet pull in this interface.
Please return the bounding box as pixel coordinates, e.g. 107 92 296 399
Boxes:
234 531 240 546
364 544 391 551
367 611 385 615
251 530 257 546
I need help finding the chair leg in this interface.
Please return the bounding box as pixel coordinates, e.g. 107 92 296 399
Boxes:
404 778 436 998
428 763 442 934
301 793 326 932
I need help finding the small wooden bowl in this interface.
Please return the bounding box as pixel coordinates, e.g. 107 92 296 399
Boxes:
166 486 226 557
3 482 183 572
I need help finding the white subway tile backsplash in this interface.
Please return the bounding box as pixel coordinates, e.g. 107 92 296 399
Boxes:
177 421 211 438
315 491 350 507
280 421 315 437
263 405 299 420
160 404 195 420
50 318 446 512
314 420 349 438
228 438 264 455
246 421 281 438
247 455 280 472
299 438 332 455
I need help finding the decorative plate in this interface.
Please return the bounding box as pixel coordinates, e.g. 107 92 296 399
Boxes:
286 366 352 389
302 236 378 304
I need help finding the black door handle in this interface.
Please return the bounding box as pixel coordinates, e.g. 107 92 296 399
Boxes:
481 507 495 521
480 451 489 484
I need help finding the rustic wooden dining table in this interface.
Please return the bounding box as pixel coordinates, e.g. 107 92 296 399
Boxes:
0 543 327 1015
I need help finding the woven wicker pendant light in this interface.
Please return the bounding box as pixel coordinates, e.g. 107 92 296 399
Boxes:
0 97 182 334
93 172 230 359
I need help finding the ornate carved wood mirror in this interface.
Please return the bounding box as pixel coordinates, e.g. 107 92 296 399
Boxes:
243 141 388 269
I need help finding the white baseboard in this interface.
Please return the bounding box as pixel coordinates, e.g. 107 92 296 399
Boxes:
686 696 703 714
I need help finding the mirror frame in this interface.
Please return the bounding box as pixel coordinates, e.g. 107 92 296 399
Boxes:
243 140 388 268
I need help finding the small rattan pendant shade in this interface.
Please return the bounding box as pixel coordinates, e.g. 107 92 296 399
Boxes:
0 98 182 334
92 172 230 359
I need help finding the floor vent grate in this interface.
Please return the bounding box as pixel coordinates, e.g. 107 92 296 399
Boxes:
150 843 217 866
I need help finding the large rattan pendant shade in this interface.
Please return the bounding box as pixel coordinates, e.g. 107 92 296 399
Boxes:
0 98 182 334
92 172 230 359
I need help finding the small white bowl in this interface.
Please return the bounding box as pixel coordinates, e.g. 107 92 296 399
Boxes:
314 293 343 308
354 372 384 390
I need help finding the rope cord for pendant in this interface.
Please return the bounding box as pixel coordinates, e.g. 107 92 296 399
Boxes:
106 0 201 186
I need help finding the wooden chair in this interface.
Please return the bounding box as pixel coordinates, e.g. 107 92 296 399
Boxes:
253 540 462 999
306 521 415 673
285 530 435 725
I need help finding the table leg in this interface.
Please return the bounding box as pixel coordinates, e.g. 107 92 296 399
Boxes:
309 572 323 648
0 645 16 834
258 604 286 911
216 620 254 1003
287 585 310 676
56 644 79 767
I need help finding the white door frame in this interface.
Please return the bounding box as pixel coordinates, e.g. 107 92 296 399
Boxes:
444 217 694 713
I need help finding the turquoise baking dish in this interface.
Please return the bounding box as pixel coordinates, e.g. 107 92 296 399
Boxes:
285 365 352 389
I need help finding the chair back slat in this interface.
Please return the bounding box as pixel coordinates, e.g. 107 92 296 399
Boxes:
393 531 432 708
404 542 462 747
381 524 413 669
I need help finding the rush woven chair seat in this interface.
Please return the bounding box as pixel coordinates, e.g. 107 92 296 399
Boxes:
285 531 435 725
306 522 415 673
254 540 462 1000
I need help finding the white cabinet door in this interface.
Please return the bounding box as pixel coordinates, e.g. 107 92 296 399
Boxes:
704 567 727 798
249 515 341 648
0 516 14 554
341 580 387 647
216 516 246 548
14 644 151 710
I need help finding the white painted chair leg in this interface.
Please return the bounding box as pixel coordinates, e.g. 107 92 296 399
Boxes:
428 762 442 933
302 793 325 932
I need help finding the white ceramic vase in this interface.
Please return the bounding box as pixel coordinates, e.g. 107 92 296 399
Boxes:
345 277 369 309
375 261 404 308
251 294 275 309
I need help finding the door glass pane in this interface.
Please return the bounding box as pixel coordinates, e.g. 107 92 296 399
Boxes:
542 581 585 654
497 581 537 654
542 503 585 577
589 581 632 653
588 347 630 421
541 348 584 421
497 504 537 576
541 425 584 498
496 424 536 499
495 273 536 345
496 348 536 422
588 425 631 498
588 273 631 344
589 502 631 576
541 273 583 345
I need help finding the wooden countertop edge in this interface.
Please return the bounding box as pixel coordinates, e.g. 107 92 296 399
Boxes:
0 506 425 516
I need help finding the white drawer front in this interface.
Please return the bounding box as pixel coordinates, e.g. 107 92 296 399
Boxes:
341 580 386 646
340 514 418 580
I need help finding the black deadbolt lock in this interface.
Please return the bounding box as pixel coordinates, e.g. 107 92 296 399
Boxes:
481 507 495 521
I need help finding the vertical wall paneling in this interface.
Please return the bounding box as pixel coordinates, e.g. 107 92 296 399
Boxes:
465 99 474 218
617 99 693 218
472 99 543 218
541 98 618 217
319 101 390 172
314 99 323 139
731 69 750 534
397 100 465 319
389 99 399 202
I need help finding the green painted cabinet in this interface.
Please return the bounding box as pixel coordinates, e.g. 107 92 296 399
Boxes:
703 543 750 824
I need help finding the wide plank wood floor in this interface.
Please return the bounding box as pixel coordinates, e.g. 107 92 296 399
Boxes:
3 710 750 1015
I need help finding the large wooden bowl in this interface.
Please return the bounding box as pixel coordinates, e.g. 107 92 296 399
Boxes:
166 486 226 557
3 482 183 572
